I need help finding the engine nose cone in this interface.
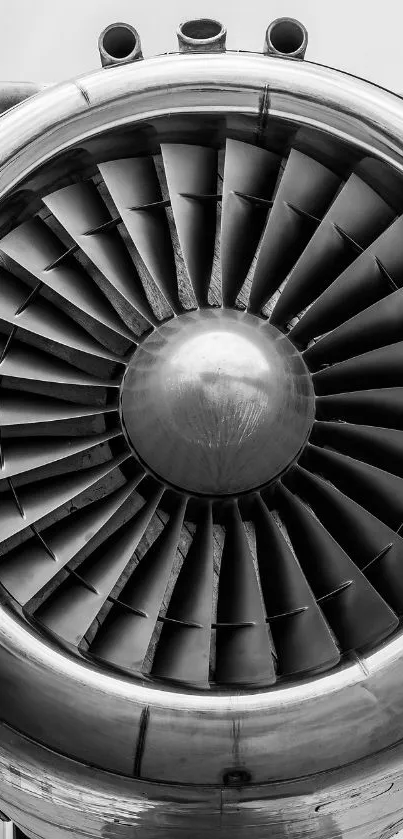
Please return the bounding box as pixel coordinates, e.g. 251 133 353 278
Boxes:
121 310 314 495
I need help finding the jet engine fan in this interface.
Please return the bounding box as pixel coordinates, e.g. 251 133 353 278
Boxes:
0 17 403 839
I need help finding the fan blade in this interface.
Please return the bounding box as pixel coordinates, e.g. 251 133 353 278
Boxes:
291 216 403 345
161 144 217 306
285 465 403 614
0 390 115 429
215 502 275 685
276 484 397 650
0 218 132 342
303 443 403 530
316 388 403 430
312 421 403 478
313 342 403 395
1 429 121 480
43 182 156 325
220 140 280 306
303 289 403 370
35 486 163 645
89 498 186 671
254 497 339 676
271 175 394 326
0 452 131 544
0 273 122 371
0 342 118 390
248 149 340 313
152 503 214 685
99 158 180 312
0 476 142 605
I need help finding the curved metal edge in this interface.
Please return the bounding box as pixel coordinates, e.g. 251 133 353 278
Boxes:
1 722 403 838
0 53 402 189
2 599 403 783
0 51 402 786
0 81 49 115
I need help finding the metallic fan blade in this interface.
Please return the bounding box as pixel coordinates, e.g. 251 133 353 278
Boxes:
254 497 339 676
0 342 118 389
1 429 121 480
276 484 397 650
89 498 186 671
43 182 156 325
99 158 181 312
0 453 131 544
152 503 214 685
0 390 115 428
215 502 275 685
285 465 403 614
249 149 340 314
0 476 142 605
272 174 395 326
0 219 132 342
0 272 123 370
161 143 217 306
312 421 403 478
221 139 280 306
304 289 403 370
313 342 403 395
316 388 403 430
35 485 163 645
291 215 403 345
303 443 403 530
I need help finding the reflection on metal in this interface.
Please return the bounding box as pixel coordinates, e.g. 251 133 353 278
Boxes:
121 311 314 494
264 17 308 59
0 817 12 839
0 819 17 839
177 18 227 52
98 22 143 67
0 81 48 114
0 17 403 839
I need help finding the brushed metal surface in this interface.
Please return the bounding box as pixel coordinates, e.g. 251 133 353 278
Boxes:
2 723 403 839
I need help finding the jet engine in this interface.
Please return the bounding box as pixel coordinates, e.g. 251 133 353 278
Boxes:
0 16 403 839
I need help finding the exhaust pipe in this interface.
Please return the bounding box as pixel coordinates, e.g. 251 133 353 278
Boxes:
264 17 308 59
98 22 142 67
177 18 226 52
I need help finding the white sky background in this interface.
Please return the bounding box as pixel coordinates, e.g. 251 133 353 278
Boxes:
0 0 401 93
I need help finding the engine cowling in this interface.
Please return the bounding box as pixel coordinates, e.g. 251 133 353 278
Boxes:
0 20 403 839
